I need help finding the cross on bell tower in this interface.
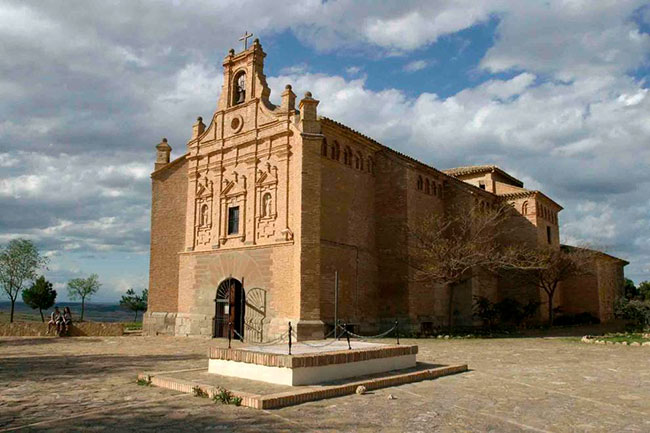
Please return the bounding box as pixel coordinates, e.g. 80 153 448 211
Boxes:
239 31 253 51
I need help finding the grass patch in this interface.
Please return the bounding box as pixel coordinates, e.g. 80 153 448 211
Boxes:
137 377 151 386
123 322 142 331
599 333 650 344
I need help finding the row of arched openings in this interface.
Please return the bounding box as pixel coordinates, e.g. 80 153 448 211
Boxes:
417 175 443 198
321 139 374 174
537 203 557 224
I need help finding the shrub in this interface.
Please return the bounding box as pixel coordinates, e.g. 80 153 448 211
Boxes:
212 387 241 405
473 296 540 329
192 386 209 398
553 312 600 326
136 377 151 386
614 298 650 330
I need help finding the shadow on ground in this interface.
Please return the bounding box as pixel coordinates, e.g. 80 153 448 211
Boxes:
0 354 205 382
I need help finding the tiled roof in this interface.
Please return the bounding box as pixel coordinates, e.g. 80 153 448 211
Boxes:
498 189 563 210
443 165 524 187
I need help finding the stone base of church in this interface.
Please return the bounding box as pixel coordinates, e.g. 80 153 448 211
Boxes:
143 311 178 336
295 320 325 341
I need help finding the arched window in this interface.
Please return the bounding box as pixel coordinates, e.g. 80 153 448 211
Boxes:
344 146 353 166
417 176 423 190
233 71 246 105
438 183 443 198
355 151 363 170
331 141 340 160
321 139 328 157
433 182 437 196
200 204 209 226
425 178 430 194
367 157 374 174
522 201 528 215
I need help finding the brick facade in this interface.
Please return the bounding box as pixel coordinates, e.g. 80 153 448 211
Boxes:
144 40 628 339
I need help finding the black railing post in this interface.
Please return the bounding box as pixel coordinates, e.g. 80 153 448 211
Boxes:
288 321 292 355
395 320 399 345
344 322 351 350
228 321 232 349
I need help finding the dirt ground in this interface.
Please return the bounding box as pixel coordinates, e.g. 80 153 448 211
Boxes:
1 335 649 432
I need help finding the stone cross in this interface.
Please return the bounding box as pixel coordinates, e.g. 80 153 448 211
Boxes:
239 31 253 50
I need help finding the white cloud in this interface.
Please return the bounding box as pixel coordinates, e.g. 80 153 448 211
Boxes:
403 60 428 73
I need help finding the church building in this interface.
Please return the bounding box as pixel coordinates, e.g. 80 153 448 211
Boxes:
144 38 627 339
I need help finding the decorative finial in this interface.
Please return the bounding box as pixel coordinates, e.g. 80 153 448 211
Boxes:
254 38 260 45
162 137 167 142
285 84 292 90
229 48 235 56
197 116 203 122
305 91 312 98
239 31 253 50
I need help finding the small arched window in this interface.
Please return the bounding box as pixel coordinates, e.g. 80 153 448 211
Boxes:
355 152 363 170
331 141 340 161
321 139 328 157
344 146 353 166
233 71 246 105
200 204 209 226
367 157 374 174
425 178 430 194
433 182 437 196
417 176 423 190
522 201 528 215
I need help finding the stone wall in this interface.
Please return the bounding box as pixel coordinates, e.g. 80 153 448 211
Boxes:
0 321 124 337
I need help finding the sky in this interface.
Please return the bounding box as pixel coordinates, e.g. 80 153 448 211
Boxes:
0 0 649 302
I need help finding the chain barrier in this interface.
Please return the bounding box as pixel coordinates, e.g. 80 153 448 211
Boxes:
231 328 289 346
290 329 341 348
336 323 397 340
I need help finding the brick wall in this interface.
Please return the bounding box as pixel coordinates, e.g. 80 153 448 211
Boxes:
148 157 188 314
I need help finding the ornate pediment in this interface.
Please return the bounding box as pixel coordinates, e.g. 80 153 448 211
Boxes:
256 162 278 186
222 170 247 196
196 174 213 198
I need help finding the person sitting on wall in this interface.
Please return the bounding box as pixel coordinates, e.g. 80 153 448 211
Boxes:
62 306 72 335
47 307 61 335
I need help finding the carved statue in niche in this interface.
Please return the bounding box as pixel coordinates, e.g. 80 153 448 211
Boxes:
262 192 272 218
200 204 209 226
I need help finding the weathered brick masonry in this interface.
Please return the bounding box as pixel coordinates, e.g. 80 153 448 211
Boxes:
145 39 628 339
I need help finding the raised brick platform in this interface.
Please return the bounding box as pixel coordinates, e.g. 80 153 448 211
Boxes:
139 363 468 409
208 341 419 385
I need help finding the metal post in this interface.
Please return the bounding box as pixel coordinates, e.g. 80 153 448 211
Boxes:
344 322 351 350
395 320 399 345
240 277 245 341
228 321 232 349
334 271 338 340
288 321 292 355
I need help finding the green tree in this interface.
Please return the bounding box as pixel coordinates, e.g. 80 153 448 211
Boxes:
67 274 101 321
119 288 148 321
0 239 49 322
638 281 650 301
22 276 57 322
623 278 637 299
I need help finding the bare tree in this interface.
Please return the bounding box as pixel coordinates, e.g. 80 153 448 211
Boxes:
505 246 596 326
67 274 101 321
408 201 518 332
0 239 49 323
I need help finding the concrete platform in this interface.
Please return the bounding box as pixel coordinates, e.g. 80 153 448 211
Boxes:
208 341 418 385
139 362 469 409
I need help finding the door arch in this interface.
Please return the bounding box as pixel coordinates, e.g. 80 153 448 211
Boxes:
213 278 246 339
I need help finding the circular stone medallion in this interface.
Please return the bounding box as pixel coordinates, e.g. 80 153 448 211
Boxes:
231 115 244 133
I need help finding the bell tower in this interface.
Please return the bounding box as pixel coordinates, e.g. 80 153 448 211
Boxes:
216 35 271 112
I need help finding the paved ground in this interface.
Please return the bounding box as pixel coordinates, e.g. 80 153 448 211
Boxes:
1 336 649 432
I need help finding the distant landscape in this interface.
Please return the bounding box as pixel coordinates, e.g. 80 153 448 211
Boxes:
0 302 141 323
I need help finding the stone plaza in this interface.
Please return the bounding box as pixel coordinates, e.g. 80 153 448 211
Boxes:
2 334 649 432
